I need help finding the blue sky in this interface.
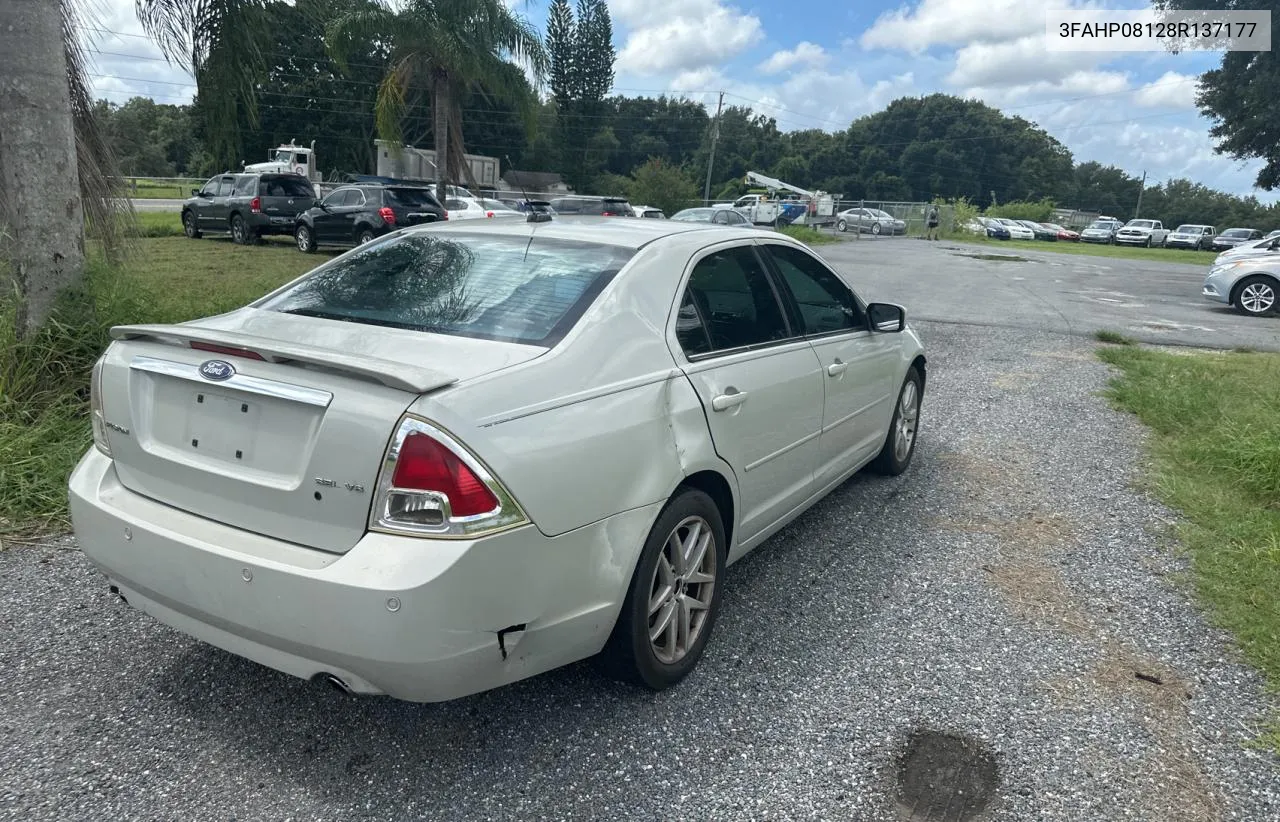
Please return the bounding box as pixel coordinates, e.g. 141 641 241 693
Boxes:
87 0 1270 200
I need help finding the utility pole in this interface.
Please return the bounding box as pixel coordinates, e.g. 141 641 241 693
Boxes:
1133 170 1147 219
703 91 724 203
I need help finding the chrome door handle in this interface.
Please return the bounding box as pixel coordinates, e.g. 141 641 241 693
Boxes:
827 359 848 377
711 387 748 412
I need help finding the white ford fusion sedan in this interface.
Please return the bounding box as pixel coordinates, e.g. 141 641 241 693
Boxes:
69 217 927 702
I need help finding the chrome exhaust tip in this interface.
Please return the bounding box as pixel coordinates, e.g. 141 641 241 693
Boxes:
317 673 354 696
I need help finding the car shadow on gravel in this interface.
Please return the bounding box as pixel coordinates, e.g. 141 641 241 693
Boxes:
139 462 930 816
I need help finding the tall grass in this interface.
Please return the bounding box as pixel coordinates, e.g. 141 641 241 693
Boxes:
777 225 839 245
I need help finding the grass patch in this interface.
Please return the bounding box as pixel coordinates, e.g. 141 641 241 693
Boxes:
1 237 323 536
1098 345 1280 747
952 234 1214 266
131 211 184 238
1094 329 1135 345
777 225 839 245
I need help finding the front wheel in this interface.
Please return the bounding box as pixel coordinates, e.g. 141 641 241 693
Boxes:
1234 275 1278 316
837 219 847 233
295 224 317 253
870 222 881 236
1144 236 1152 248
596 488 726 691
182 210 201 239
871 367 923 476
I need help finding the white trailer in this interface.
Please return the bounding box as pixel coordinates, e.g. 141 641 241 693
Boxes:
374 140 500 189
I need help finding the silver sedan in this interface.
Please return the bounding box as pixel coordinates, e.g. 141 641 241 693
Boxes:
69 219 926 702
836 207 905 235
1204 257 1280 317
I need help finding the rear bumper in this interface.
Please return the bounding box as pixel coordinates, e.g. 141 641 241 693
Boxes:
68 449 659 702
248 214 300 235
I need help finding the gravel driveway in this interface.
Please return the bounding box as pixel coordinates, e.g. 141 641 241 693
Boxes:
2 322 1277 821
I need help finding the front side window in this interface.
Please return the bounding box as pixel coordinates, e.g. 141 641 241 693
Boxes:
680 246 790 354
199 178 219 197
258 233 635 346
762 244 864 334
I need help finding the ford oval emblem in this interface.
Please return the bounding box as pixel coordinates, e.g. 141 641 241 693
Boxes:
198 359 235 381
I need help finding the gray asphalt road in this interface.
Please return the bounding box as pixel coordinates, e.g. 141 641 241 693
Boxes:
821 235 1280 352
3 323 1277 821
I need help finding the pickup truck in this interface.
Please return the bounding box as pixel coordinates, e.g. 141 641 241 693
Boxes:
181 172 318 244
1113 219 1170 247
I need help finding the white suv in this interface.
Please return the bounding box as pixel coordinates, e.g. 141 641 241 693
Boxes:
1114 219 1169 247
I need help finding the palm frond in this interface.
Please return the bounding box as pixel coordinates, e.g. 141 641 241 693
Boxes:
373 56 418 147
64 0 130 258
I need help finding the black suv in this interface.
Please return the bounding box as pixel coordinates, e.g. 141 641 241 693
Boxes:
294 184 447 252
182 173 318 244
547 196 634 216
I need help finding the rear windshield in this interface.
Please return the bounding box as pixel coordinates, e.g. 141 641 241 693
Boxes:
262 176 316 197
384 187 440 208
257 233 635 346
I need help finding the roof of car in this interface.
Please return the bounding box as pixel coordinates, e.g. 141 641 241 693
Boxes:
397 215 781 250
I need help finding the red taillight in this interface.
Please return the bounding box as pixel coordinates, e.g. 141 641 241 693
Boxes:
190 341 265 361
250 196 261 214
379 206 396 225
485 211 495 218
393 432 497 517
372 417 528 537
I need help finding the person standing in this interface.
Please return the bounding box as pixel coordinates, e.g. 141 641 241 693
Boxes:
926 203 940 241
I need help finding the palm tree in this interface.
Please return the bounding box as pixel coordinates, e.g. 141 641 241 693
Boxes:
325 0 548 199
0 0 123 337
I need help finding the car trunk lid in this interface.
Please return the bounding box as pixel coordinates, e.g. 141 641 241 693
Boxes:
99 309 545 553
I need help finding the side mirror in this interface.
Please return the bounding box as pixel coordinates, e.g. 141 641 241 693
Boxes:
191 188 200 196
867 302 906 333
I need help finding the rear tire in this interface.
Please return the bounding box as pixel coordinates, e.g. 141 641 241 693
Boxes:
231 214 252 245
871 367 923 476
596 488 726 691
357 228 376 245
182 211 201 239
295 224 317 253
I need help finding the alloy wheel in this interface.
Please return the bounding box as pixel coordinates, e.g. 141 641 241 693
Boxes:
1240 281 1276 314
296 227 311 251
647 515 717 665
893 380 920 462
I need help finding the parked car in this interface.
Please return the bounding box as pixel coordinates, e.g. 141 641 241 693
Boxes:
995 218 1034 240
1165 224 1217 250
444 196 523 221
294 184 446 251
548 195 635 216
182 172 318 244
670 207 751 226
633 206 666 219
1040 222 1079 241
1114 219 1170 247
69 219 926 702
498 198 557 216
1016 220 1057 241
1214 234 1280 264
1266 230 1280 240
1203 257 1280 316
1210 227 1264 252
977 217 1011 240
1080 219 1123 244
835 207 906 236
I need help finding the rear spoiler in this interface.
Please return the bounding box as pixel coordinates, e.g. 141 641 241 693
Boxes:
110 324 457 394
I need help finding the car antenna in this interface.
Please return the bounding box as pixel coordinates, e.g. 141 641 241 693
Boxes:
507 155 550 226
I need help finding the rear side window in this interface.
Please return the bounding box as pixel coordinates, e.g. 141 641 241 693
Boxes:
263 176 316 197
681 246 790 354
258 234 635 346
234 176 257 196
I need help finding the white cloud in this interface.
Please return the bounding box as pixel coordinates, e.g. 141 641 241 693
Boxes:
860 0 1048 54
947 35 1108 88
758 42 828 74
610 0 763 75
1133 71 1198 109
82 0 196 104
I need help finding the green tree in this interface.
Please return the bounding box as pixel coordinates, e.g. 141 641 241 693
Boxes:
552 0 616 190
325 0 545 199
1154 0 1280 189
546 0 574 104
628 158 698 216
